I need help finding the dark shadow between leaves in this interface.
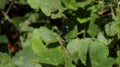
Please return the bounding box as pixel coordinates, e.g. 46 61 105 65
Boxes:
47 42 60 49
86 50 92 67
0 43 8 53
74 59 86 67
41 63 63 67
108 38 120 58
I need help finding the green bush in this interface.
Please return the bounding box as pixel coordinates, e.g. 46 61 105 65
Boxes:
0 0 120 67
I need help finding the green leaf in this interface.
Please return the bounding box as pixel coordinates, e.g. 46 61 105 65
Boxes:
116 19 120 38
12 17 25 26
68 0 78 10
40 0 64 17
67 38 80 54
0 53 16 67
95 58 115 67
26 13 38 22
116 51 120 66
28 0 65 18
30 29 64 65
61 0 78 10
67 38 91 65
79 38 91 65
65 56 76 67
0 0 6 9
105 21 116 36
65 25 78 42
39 27 59 45
87 13 100 37
37 47 64 65
87 23 99 37
27 0 40 9
97 32 108 45
13 47 41 67
77 17 90 24
31 29 47 54
0 35 8 43
77 0 93 8
19 22 34 32
89 40 109 66
51 12 65 19
40 0 63 16
30 28 64 65
17 0 27 4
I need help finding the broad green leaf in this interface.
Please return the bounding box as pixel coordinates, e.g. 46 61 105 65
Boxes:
31 29 47 54
87 13 100 37
116 51 120 66
68 0 77 10
87 3 105 12
0 53 16 67
27 0 40 9
105 21 116 36
65 25 78 42
28 0 65 18
61 0 78 10
115 19 120 38
51 12 65 19
17 0 27 4
37 47 64 65
0 0 6 9
30 29 63 65
0 35 8 43
19 22 34 32
26 13 38 22
36 0 64 18
12 17 25 26
97 32 108 45
67 38 80 54
40 0 63 16
39 27 59 45
77 0 93 8
79 38 92 65
89 40 109 66
21 37 31 48
67 38 92 65
13 47 41 67
87 23 99 37
65 56 76 67
31 37 46 54
95 58 115 67
77 17 90 24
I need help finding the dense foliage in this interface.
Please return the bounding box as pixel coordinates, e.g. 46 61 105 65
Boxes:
0 0 120 67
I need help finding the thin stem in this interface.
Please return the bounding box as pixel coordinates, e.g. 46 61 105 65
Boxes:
77 30 85 35
57 37 71 66
57 37 67 66
110 4 116 20
117 0 119 8
83 24 86 38
57 37 65 50
1 11 12 22
6 1 14 15
1 1 14 23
